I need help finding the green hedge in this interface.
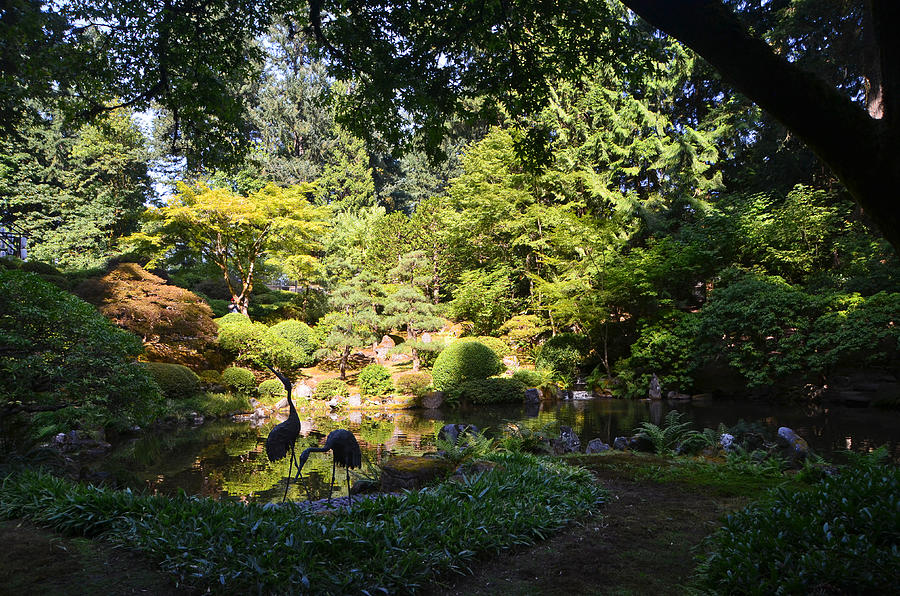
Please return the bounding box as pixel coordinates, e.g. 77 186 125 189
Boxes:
358 364 393 397
221 367 256 394
258 379 287 401
446 377 527 405
432 340 503 390
313 378 349 400
144 362 201 400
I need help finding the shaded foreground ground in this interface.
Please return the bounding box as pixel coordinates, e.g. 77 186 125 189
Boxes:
2 454 759 595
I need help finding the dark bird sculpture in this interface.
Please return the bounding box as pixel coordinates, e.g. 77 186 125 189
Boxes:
296 428 362 505
263 365 301 503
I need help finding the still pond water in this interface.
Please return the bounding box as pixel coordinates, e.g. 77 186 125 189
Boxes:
102 398 900 504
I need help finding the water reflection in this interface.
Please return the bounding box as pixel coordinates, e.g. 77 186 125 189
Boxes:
102 398 900 504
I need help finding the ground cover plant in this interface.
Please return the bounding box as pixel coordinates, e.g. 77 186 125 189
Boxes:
1 453 604 594
694 449 900 594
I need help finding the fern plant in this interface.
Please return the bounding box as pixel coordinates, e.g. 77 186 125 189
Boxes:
435 429 495 466
635 411 705 455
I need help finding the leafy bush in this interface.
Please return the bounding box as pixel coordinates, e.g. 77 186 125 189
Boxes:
268 319 318 366
0 453 604 594
614 311 700 398
258 379 287 402
182 392 252 418
511 368 545 387
445 377 527 405
217 314 309 370
695 450 899 594
499 314 550 360
221 367 256 394
21 260 62 276
432 340 504 390
313 378 350 400
457 335 511 360
395 372 432 396
0 270 163 431
358 364 393 397
535 333 589 382
198 369 222 385
143 362 201 400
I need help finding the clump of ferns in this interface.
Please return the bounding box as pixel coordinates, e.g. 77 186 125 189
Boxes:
434 428 496 466
635 410 707 455
496 421 556 455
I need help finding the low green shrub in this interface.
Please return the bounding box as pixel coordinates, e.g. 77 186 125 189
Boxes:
143 362 201 400
358 364 393 397
535 333 589 382
182 392 252 418
695 450 899 594
258 379 287 402
511 368 545 387
269 319 318 366
221 367 256 394
395 372 432 396
445 377 527 405
313 378 349 400
0 453 604 594
198 369 222 385
432 340 504 390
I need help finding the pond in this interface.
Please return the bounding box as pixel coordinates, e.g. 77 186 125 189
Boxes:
100 398 900 504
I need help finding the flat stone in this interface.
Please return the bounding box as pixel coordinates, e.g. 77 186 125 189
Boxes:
380 456 454 492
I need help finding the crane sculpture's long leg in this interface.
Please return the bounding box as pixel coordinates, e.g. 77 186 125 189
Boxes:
346 467 353 508
328 458 336 505
281 443 295 503
293 464 312 501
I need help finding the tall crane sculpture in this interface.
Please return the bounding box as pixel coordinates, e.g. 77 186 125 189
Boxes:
263 365 301 503
296 428 362 505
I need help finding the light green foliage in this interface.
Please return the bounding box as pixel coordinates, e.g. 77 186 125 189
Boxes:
394 372 432 396
268 319 318 366
456 335 511 361
143 363 201 400
0 453 604 593
215 314 310 370
131 182 328 315
695 450 899 594
511 368 545 388
257 379 286 402
445 377 528 405
0 270 162 431
313 378 350 400
434 428 495 465
808 291 900 371
432 340 504 390
499 315 550 360
450 267 518 335
221 367 256 394
534 333 588 382
357 364 393 397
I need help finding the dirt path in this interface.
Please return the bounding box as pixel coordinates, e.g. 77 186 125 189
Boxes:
0 520 187 596
427 468 747 596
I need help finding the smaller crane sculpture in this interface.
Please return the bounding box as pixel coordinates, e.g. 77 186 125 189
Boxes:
296 429 362 506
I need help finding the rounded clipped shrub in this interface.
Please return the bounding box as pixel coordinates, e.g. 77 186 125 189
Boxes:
535 333 589 381
511 368 545 387
313 378 350 400
395 371 432 396
358 364 393 397
269 319 318 366
144 362 201 400
221 366 257 394
216 312 253 328
198 369 222 384
446 377 527 405
458 335 510 360
432 340 504 390
258 378 287 402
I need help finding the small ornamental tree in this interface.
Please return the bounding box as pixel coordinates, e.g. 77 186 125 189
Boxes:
320 281 379 380
129 182 329 315
383 251 443 371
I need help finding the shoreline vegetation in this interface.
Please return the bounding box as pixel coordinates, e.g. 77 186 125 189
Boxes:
2 448 896 594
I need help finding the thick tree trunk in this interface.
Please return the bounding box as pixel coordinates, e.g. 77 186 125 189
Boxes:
621 0 900 252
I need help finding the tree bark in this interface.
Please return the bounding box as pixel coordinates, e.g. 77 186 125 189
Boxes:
620 0 900 252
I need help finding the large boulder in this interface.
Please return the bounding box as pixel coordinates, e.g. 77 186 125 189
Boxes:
649 373 662 399
777 426 810 465
524 388 541 404
380 456 455 492
438 423 480 445
421 390 445 409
